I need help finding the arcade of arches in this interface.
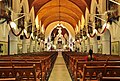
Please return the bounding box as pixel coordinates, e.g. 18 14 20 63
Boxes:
0 0 120 81
0 0 120 55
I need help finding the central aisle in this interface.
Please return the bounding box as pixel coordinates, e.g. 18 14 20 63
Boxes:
48 52 72 81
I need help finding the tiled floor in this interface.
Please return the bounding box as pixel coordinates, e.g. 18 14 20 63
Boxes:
48 52 72 81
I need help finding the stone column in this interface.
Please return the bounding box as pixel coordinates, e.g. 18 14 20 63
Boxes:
102 30 111 55
9 32 18 55
87 38 90 52
40 40 43 51
93 36 98 53
37 42 40 52
79 45 82 52
35 39 38 52
102 40 110 54
82 41 85 52
42 41 45 51
40 42 42 51
30 39 33 52
22 38 27 53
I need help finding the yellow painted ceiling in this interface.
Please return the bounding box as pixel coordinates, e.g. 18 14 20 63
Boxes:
28 0 91 30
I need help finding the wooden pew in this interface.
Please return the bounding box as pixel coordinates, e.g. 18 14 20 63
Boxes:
0 65 39 81
0 61 48 81
98 66 120 81
0 66 16 81
82 65 120 81
68 58 120 81
74 61 120 81
99 77 120 81
82 65 106 81
0 58 54 81
104 66 120 77
0 52 58 81
13 65 39 81
63 52 120 81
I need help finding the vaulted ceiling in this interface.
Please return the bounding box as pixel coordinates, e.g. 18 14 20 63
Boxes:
28 0 91 30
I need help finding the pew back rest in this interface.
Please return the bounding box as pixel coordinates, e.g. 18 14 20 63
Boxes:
83 65 105 81
13 65 37 81
0 66 14 78
99 77 120 81
105 66 120 77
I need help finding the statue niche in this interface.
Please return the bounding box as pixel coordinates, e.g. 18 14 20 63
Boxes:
57 37 62 49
